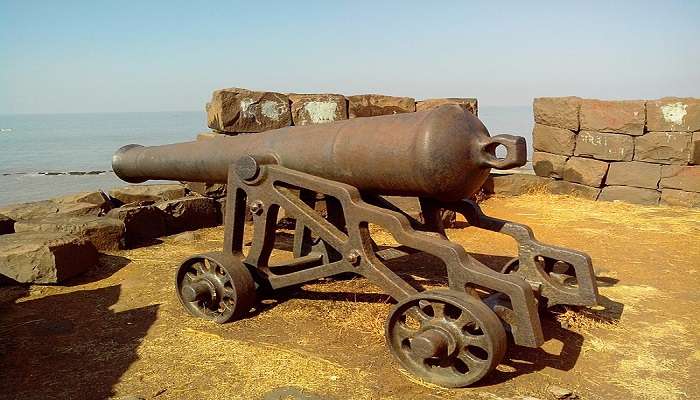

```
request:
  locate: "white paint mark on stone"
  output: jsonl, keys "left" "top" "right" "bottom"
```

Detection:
{"left": 261, "top": 100, "right": 281, "bottom": 121}
{"left": 661, "top": 102, "right": 687, "bottom": 126}
{"left": 239, "top": 98, "right": 255, "bottom": 118}
{"left": 303, "top": 101, "right": 338, "bottom": 124}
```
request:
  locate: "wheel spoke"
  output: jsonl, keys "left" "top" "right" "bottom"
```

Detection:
{"left": 455, "top": 311, "right": 475, "bottom": 326}
{"left": 407, "top": 306, "right": 431, "bottom": 323}
{"left": 203, "top": 259, "right": 212, "bottom": 272}
{"left": 462, "top": 334, "right": 487, "bottom": 348}
{"left": 431, "top": 302, "right": 446, "bottom": 320}
{"left": 393, "top": 322, "right": 416, "bottom": 340}
{"left": 458, "top": 351, "right": 488, "bottom": 370}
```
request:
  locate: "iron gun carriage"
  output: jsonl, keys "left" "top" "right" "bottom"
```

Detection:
{"left": 113, "top": 105, "right": 599, "bottom": 387}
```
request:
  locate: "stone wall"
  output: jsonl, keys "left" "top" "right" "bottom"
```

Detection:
{"left": 531, "top": 97, "right": 700, "bottom": 207}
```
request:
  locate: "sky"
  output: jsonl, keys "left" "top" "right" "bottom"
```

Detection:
{"left": 1, "top": 1, "right": 699, "bottom": 114}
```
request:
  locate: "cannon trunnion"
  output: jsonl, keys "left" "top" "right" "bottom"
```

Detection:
{"left": 113, "top": 106, "right": 599, "bottom": 388}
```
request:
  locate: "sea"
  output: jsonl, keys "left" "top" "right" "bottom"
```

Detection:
{"left": 0, "top": 106, "right": 534, "bottom": 206}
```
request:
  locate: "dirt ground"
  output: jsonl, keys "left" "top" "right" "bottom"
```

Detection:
{"left": 1, "top": 194, "right": 699, "bottom": 400}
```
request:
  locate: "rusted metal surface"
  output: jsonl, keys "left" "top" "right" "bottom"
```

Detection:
{"left": 113, "top": 105, "right": 599, "bottom": 387}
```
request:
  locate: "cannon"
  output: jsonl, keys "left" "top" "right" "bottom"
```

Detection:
{"left": 113, "top": 105, "right": 598, "bottom": 387}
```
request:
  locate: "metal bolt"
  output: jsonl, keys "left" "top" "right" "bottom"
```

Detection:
{"left": 346, "top": 249, "right": 362, "bottom": 266}
{"left": 250, "top": 200, "right": 264, "bottom": 215}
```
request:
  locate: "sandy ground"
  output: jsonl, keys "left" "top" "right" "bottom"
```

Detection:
{"left": 1, "top": 194, "right": 699, "bottom": 400}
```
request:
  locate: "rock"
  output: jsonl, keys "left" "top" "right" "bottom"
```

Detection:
{"left": 106, "top": 205, "right": 166, "bottom": 246}
{"left": 206, "top": 88, "right": 291, "bottom": 133}
{"left": 289, "top": 94, "right": 347, "bottom": 125}
{"left": 347, "top": 94, "right": 415, "bottom": 118}
{"left": 634, "top": 132, "right": 692, "bottom": 164}
{"left": 14, "top": 216, "right": 125, "bottom": 251}
{"left": 605, "top": 161, "right": 661, "bottom": 189}
{"left": 416, "top": 98, "right": 478, "bottom": 115}
{"left": 0, "top": 214, "right": 14, "bottom": 235}
{"left": 196, "top": 132, "right": 219, "bottom": 140}
{"left": 171, "top": 231, "right": 198, "bottom": 243}
{"left": 546, "top": 180, "right": 600, "bottom": 200}
{"left": 660, "top": 189, "right": 700, "bottom": 207}
{"left": 562, "top": 157, "right": 609, "bottom": 187}
{"left": 547, "top": 385, "right": 576, "bottom": 399}
{"left": 533, "top": 96, "right": 581, "bottom": 130}
{"left": 574, "top": 131, "right": 634, "bottom": 161}
{"left": 482, "top": 174, "right": 550, "bottom": 196}
{"left": 0, "top": 232, "right": 98, "bottom": 284}
{"left": 54, "top": 191, "right": 111, "bottom": 207}
{"left": 0, "top": 199, "right": 106, "bottom": 221}
{"left": 532, "top": 124, "right": 576, "bottom": 156}
{"left": 646, "top": 97, "right": 700, "bottom": 132}
{"left": 689, "top": 132, "right": 699, "bottom": 165}
{"left": 580, "top": 99, "right": 645, "bottom": 135}
{"left": 659, "top": 165, "right": 700, "bottom": 193}
{"left": 184, "top": 182, "right": 227, "bottom": 199}
{"left": 156, "top": 197, "right": 220, "bottom": 234}
{"left": 532, "top": 152, "right": 568, "bottom": 179}
{"left": 109, "top": 184, "right": 187, "bottom": 205}
{"left": 598, "top": 186, "right": 660, "bottom": 206}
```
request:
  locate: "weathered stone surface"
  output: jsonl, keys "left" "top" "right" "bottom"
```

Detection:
{"left": 660, "top": 165, "right": 700, "bottom": 193}
{"left": 289, "top": 94, "right": 347, "bottom": 125}
{"left": 347, "top": 94, "right": 415, "bottom": 118}
{"left": 416, "top": 98, "right": 477, "bottom": 115}
{"left": 660, "top": 189, "right": 700, "bottom": 207}
{"left": 546, "top": 180, "right": 600, "bottom": 200}
{"left": 598, "top": 186, "right": 660, "bottom": 206}
{"left": 533, "top": 97, "right": 581, "bottom": 130}
{"left": 532, "top": 151, "right": 568, "bottom": 179}
{"left": 580, "top": 99, "right": 645, "bottom": 135}
{"left": 206, "top": 88, "right": 291, "bottom": 133}
{"left": 605, "top": 161, "right": 661, "bottom": 189}
{"left": 0, "top": 214, "right": 14, "bottom": 235}
{"left": 106, "top": 205, "right": 166, "bottom": 246}
{"left": 634, "top": 132, "right": 692, "bottom": 164}
{"left": 532, "top": 124, "right": 576, "bottom": 156}
{"left": 690, "top": 132, "right": 699, "bottom": 165}
{"left": 646, "top": 97, "right": 700, "bottom": 132}
{"left": 14, "top": 216, "right": 125, "bottom": 251}
{"left": 0, "top": 232, "right": 98, "bottom": 284}
{"left": 156, "top": 197, "right": 220, "bottom": 234}
{"left": 0, "top": 199, "right": 106, "bottom": 221}
{"left": 562, "top": 157, "right": 609, "bottom": 187}
{"left": 574, "top": 131, "right": 634, "bottom": 161}
{"left": 55, "top": 191, "right": 110, "bottom": 206}
{"left": 482, "top": 174, "right": 550, "bottom": 196}
{"left": 109, "top": 184, "right": 187, "bottom": 205}
{"left": 196, "top": 132, "right": 219, "bottom": 141}
{"left": 184, "top": 182, "right": 227, "bottom": 199}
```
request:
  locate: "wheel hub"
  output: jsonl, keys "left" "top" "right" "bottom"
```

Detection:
{"left": 411, "top": 328, "right": 451, "bottom": 358}
{"left": 180, "top": 279, "right": 215, "bottom": 303}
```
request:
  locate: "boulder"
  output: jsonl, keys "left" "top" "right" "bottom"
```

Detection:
{"left": 0, "top": 199, "right": 106, "bottom": 221}
{"left": 579, "top": 99, "right": 645, "bottom": 135}
{"left": 660, "top": 189, "right": 700, "bottom": 208}
{"left": 646, "top": 97, "right": 700, "bottom": 132}
{"left": 690, "top": 132, "right": 699, "bottom": 165}
{"left": 598, "top": 186, "right": 660, "bottom": 206}
{"left": 106, "top": 205, "right": 167, "bottom": 246}
{"left": 416, "top": 98, "right": 478, "bottom": 115}
{"left": 533, "top": 97, "right": 581, "bottom": 130}
{"left": 54, "top": 191, "right": 111, "bottom": 207}
{"left": 289, "top": 94, "right": 347, "bottom": 125}
{"left": 0, "top": 214, "right": 14, "bottom": 235}
{"left": 532, "top": 124, "right": 576, "bottom": 156}
{"left": 109, "top": 184, "right": 187, "bottom": 205}
{"left": 482, "top": 174, "right": 549, "bottom": 196}
{"left": 532, "top": 151, "right": 568, "bottom": 179}
{"left": 156, "top": 197, "right": 220, "bottom": 234}
{"left": 574, "top": 131, "right": 634, "bottom": 161}
{"left": 14, "top": 216, "right": 125, "bottom": 251}
{"left": 605, "top": 161, "right": 661, "bottom": 189}
{"left": 546, "top": 180, "right": 600, "bottom": 200}
{"left": 206, "top": 88, "right": 291, "bottom": 133}
{"left": 659, "top": 165, "right": 700, "bottom": 193}
{"left": 184, "top": 182, "right": 227, "bottom": 199}
{"left": 0, "top": 232, "right": 98, "bottom": 284}
{"left": 562, "top": 157, "right": 609, "bottom": 187}
{"left": 347, "top": 94, "right": 415, "bottom": 118}
{"left": 634, "top": 132, "right": 692, "bottom": 164}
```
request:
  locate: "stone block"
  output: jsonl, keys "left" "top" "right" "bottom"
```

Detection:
{"left": 532, "top": 124, "right": 576, "bottom": 156}
{"left": 660, "top": 189, "right": 700, "bottom": 208}
{"left": 14, "top": 216, "right": 125, "bottom": 251}
{"left": 481, "top": 174, "right": 550, "bottom": 196}
{"left": 416, "top": 98, "right": 478, "bottom": 115}
{"left": 574, "top": 131, "right": 634, "bottom": 161}
{"left": 289, "top": 94, "right": 347, "bottom": 125}
{"left": 533, "top": 97, "right": 581, "bottom": 130}
{"left": 0, "top": 214, "right": 14, "bottom": 235}
{"left": 634, "top": 132, "right": 692, "bottom": 164}
{"left": 546, "top": 180, "right": 601, "bottom": 200}
{"left": 347, "top": 94, "right": 415, "bottom": 118}
{"left": 156, "top": 197, "right": 220, "bottom": 234}
{"left": 184, "top": 182, "right": 227, "bottom": 199}
{"left": 605, "top": 161, "right": 661, "bottom": 189}
{"left": 646, "top": 97, "right": 700, "bottom": 132}
{"left": 532, "top": 151, "right": 568, "bottom": 179}
{"left": 0, "top": 199, "right": 106, "bottom": 221}
{"left": 562, "top": 157, "right": 609, "bottom": 187}
{"left": 598, "top": 186, "right": 660, "bottom": 206}
{"left": 207, "top": 88, "right": 291, "bottom": 133}
{"left": 690, "top": 132, "right": 700, "bottom": 165}
{"left": 109, "top": 184, "right": 187, "bottom": 205}
{"left": 659, "top": 165, "right": 700, "bottom": 193}
{"left": 580, "top": 99, "right": 645, "bottom": 135}
{"left": 0, "top": 232, "right": 98, "bottom": 284}
{"left": 106, "top": 205, "right": 167, "bottom": 246}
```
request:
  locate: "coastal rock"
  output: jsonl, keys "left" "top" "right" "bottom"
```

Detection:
{"left": 0, "top": 199, "right": 106, "bottom": 221}
{"left": 646, "top": 97, "right": 700, "bottom": 132}
{"left": 532, "top": 124, "right": 576, "bottom": 156}
{"left": 532, "top": 151, "right": 568, "bottom": 179}
{"left": 106, "top": 205, "right": 167, "bottom": 246}
{"left": 184, "top": 182, "right": 227, "bottom": 199}
{"left": 659, "top": 165, "right": 700, "bottom": 193}
{"left": 574, "top": 131, "right": 634, "bottom": 161}
{"left": 634, "top": 132, "right": 692, "bottom": 164}
{"left": 562, "top": 157, "right": 609, "bottom": 187}
{"left": 0, "top": 232, "right": 98, "bottom": 284}
{"left": 55, "top": 191, "right": 111, "bottom": 207}
{"left": 415, "top": 98, "right": 477, "bottom": 115}
{"left": 155, "top": 197, "right": 220, "bottom": 234}
{"left": 207, "top": 88, "right": 291, "bottom": 133}
{"left": 598, "top": 186, "right": 660, "bottom": 206}
{"left": 605, "top": 161, "right": 661, "bottom": 189}
{"left": 289, "top": 94, "right": 347, "bottom": 125}
{"left": 0, "top": 214, "right": 14, "bottom": 235}
{"left": 196, "top": 132, "right": 219, "bottom": 140}
{"left": 347, "top": 94, "right": 415, "bottom": 118}
{"left": 580, "top": 99, "right": 645, "bottom": 135}
{"left": 533, "top": 97, "right": 581, "bottom": 130}
{"left": 109, "top": 184, "right": 187, "bottom": 205}
{"left": 14, "top": 216, "right": 125, "bottom": 251}
{"left": 660, "top": 189, "right": 700, "bottom": 208}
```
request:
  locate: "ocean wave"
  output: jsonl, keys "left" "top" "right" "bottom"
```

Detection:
{"left": 0, "top": 128, "right": 13, "bottom": 133}
{"left": 1, "top": 170, "right": 110, "bottom": 177}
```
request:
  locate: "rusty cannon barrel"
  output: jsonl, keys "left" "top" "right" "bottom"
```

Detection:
{"left": 113, "top": 105, "right": 526, "bottom": 201}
